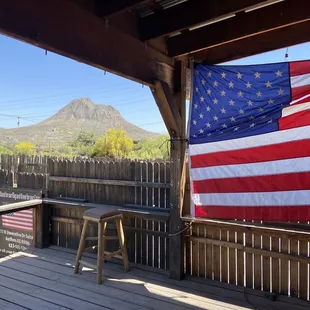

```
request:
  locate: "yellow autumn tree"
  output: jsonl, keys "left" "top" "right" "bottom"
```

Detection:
{"left": 91, "top": 128, "right": 133, "bottom": 158}
{"left": 14, "top": 141, "right": 36, "bottom": 155}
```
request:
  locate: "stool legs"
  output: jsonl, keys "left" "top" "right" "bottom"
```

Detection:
{"left": 97, "top": 222, "right": 104, "bottom": 284}
{"left": 74, "top": 219, "right": 88, "bottom": 274}
{"left": 116, "top": 218, "right": 130, "bottom": 272}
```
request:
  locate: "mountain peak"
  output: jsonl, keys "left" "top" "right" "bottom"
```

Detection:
{"left": 51, "top": 98, "right": 121, "bottom": 121}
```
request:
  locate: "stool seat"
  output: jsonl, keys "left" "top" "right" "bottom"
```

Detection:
{"left": 74, "top": 207, "right": 130, "bottom": 284}
{"left": 84, "top": 207, "right": 121, "bottom": 221}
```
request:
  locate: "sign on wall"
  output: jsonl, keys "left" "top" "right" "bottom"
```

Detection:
{"left": 0, "top": 188, "right": 40, "bottom": 256}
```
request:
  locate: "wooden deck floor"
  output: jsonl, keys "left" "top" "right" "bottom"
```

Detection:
{"left": 0, "top": 246, "right": 308, "bottom": 310}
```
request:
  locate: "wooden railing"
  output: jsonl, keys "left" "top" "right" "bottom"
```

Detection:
{"left": 183, "top": 217, "right": 310, "bottom": 301}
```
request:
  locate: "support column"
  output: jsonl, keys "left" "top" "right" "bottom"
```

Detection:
{"left": 169, "top": 60, "right": 187, "bottom": 280}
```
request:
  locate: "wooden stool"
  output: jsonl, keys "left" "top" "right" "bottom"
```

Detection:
{"left": 74, "top": 207, "right": 130, "bottom": 284}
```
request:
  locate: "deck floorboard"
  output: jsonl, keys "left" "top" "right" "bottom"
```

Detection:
{"left": 0, "top": 246, "right": 308, "bottom": 310}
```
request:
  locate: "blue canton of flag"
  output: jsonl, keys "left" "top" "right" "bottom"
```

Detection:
{"left": 190, "top": 63, "right": 291, "bottom": 144}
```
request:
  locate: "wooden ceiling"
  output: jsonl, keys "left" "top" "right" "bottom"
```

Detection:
{"left": 0, "top": 0, "right": 310, "bottom": 87}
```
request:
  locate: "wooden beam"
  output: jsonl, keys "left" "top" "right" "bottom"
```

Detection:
{"left": 96, "top": 0, "right": 148, "bottom": 17}
{"left": 48, "top": 175, "right": 170, "bottom": 188}
{"left": 140, "top": 0, "right": 264, "bottom": 41}
{"left": 169, "top": 60, "right": 187, "bottom": 280}
{"left": 189, "top": 236, "right": 310, "bottom": 265}
{"left": 151, "top": 80, "right": 182, "bottom": 136}
{"left": 191, "top": 21, "right": 310, "bottom": 64}
{"left": 168, "top": 0, "right": 310, "bottom": 57}
{"left": 0, "top": 0, "right": 173, "bottom": 87}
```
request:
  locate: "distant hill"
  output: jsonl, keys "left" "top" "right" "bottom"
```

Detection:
{"left": 0, "top": 98, "right": 159, "bottom": 148}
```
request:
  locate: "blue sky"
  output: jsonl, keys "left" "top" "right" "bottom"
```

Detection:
{"left": 0, "top": 34, "right": 310, "bottom": 133}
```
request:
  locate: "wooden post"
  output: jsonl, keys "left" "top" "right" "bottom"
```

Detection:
{"left": 35, "top": 190, "right": 50, "bottom": 248}
{"left": 169, "top": 60, "right": 187, "bottom": 280}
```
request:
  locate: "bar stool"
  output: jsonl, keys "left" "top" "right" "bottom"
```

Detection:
{"left": 74, "top": 207, "right": 130, "bottom": 284}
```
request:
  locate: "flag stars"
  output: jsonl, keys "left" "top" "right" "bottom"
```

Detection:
{"left": 199, "top": 113, "right": 204, "bottom": 119}
{"left": 207, "top": 133, "right": 212, "bottom": 136}
{"left": 246, "top": 81, "right": 252, "bottom": 88}
{"left": 275, "top": 70, "right": 283, "bottom": 77}
{"left": 221, "top": 90, "right": 226, "bottom": 96}
{"left": 237, "top": 91, "right": 243, "bottom": 97}
{"left": 221, "top": 72, "right": 226, "bottom": 78}
{"left": 206, "top": 106, "right": 211, "bottom": 112}
{"left": 193, "top": 134, "right": 197, "bottom": 138}
{"left": 256, "top": 91, "right": 263, "bottom": 97}
{"left": 221, "top": 108, "right": 226, "bottom": 114}
{"left": 278, "top": 88, "right": 284, "bottom": 95}
{"left": 213, "top": 116, "right": 219, "bottom": 121}
{"left": 194, "top": 103, "right": 198, "bottom": 109}
{"left": 234, "top": 127, "right": 239, "bottom": 131}
{"left": 228, "top": 81, "right": 234, "bottom": 88}
{"left": 201, "top": 79, "right": 206, "bottom": 85}
{"left": 213, "top": 81, "right": 218, "bottom": 87}
{"left": 268, "top": 119, "right": 272, "bottom": 124}
{"left": 207, "top": 89, "right": 212, "bottom": 95}
{"left": 250, "top": 123, "right": 255, "bottom": 128}
{"left": 207, "top": 71, "right": 212, "bottom": 77}
{"left": 254, "top": 72, "right": 261, "bottom": 79}
{"left": 258, "top": 107, "right": 264, "bottom": 112}
{"left": 195, "top": 87, "right": 199, "bottom": 92}
{"left": 200, "top": 96, "right": 205, "bottom": 102}
{"left": 248, "top": 100, "right": 253, "bottom": 106}
{"left": 239, "top": 109, "right": 244, "bottom": 114}
{"left": 265, "top": 81, "right": 272, "bottom": 88}
{"left": 249, "top": 116, "right": 254, "bottom": 120}
{"left": 199, "top": 129, "right": 204, "bottom": 134}
{"left": 237, "top": 72, "right": 242, "bottom": 79}
{"left": 261, "top": 115, "right": 266, "bottom": 119}
{"left": 213, "top": 98, "right": 219, "bottom": 104}
{"left": 268, "top": 99, "right": 274, "bottom": 104}
{"left": 230, "top": 116, "right": 236, "bottom": 122}
{"left": 193, "top": 120, "right": 197, "bottom": 125}
{"left": 229, "top": 99, "right": 235, "bottom": 106}
{"left": 206, "top": 122, "right": 211, "bottom": 128}
{"left": 222, "top": 123, "right": 227, "bottom": 129}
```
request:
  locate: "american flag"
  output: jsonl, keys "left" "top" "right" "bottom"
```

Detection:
{"left": 2, "top": 209, "right": 33, "bottom": 231}
{"left": 189, "top": 60, "right": 310, "bottom": 221}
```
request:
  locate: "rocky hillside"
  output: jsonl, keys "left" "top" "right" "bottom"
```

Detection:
{"left": 0, "top": 98, "right": 158, "bottom": 148}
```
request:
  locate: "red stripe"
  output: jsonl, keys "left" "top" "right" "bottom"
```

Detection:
{"left": 193, "top": 172, "right": 310, "bottom": 194}
{"left": 195, "top": 205, "right": 310, "bottom": 221}
{"left": 290, "top": 60, "right": 310, "bottom": 76}
{"left": 279, "top": 108, "right": 310, "bottom": 130}
{"left": 292, "top": 85, "right": 310, "bottom": 101}
{"left": 190, "top": 138, "right": 310, "bottom": 168}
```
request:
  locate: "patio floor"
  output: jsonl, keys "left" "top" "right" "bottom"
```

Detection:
{"left": 0, "top": 246, "right": 308, "bottom": 310}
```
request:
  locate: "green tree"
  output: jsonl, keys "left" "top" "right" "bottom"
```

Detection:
{"left": 91, "top": 128, "right": 133, "bottom": 158}
{"left": 68, "top": 130, "right": 96, "bottom": 156}
{"left": 14, "top": 141, "right": 35, "bottom": 155}
{"left": 131, "top": 135, "right": 170, "bottom": 160}
{"left": 0, "top": 145, "right": 13, "bottom": 155}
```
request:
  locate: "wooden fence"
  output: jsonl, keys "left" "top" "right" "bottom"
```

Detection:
{"left": 48, "top": 158, "right": 172, "bottom": 270}
{"left": 185, "top": 220, "right": 310, "bottom": 301}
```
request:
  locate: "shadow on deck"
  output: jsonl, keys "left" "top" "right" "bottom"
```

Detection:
{"left": 0, "top": 246, "right": 308, "bottom": 310}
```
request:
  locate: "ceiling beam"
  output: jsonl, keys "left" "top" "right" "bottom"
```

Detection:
{"left": 0, "top": 0, "right": 173, "bottom": 87}
{"left": 95, "top": 0, "right": 148, "bottom": 17}
{"left": 168, "top": 0, "right": 310, "bottom": 57}
{"left": 190, "top": 21, "right": 310, "bottom": 64}
{"left": 139, "top": 0, "right": 265, "bottom": 41}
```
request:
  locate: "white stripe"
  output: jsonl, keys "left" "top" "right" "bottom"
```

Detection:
{"left": 2, "top": 217, "right": 33, "bottom": 223}
{"left": 282, "top": 101, "right": 310, "bottom": 117}
{"left": 191, "top": 156, "right": 310, "bottom": 181}
{"left": 3, "top": 219, "right": 33, "bottom": 226}
{"left": 189, "top": 125, "right": 310, "bottom": 155}
{"left": 9, "top": 214, "right": 33, "bottom": 218}
{"left": 291, "top": 73, "right": 310, "bottom": 88}
{"left": 193, "top": 190, "right": 310, "bottom": 206}
{"left": 3, "top": 223, "right": 33, "bottom": 231}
